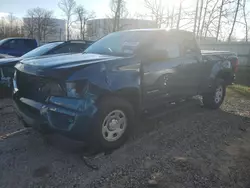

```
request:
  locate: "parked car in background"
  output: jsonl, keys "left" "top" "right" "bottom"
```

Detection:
{"left": 0, "top": 38, "right": 37, "bottom": 57}
{"left": 13, "top": 29, "right": 235, "bottom": 151}
{"left": 0, "top": 40, "right": 94, "bottom": 97}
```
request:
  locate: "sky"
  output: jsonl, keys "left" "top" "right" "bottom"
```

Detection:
{"left": 0, "top": 0, "right": 143, "bottom": 19}
{"left": 0, "top": 0, "right": 247, "bottom": 39}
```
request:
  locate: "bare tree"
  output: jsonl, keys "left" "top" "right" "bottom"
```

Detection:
{"left": 144, "top": 0, "right": 168, "bottom": 28}
{"left": 199, "top": 0, "right": 213, "bottom": 37}
{"left": 228, "top": 0, "right": 241, "bottom": 41}
{"left": 193, "top": 0, "right": 199, "bottom": 34}
{"left": 24, "top": 8, "right": 45, "bottom": 43}
{"left": 109, "top": 0, "right": 128, "bottom": 31}
{"left": 203, "top": 0, "right": 220, "bottom": 38}
{"left": 170, "top": 5, "right": 175, "bottom": 29}
{"left": 58, "top": 0, "right": 76, "bottom": 40}
{"left": 7, "top": 13, "right": 16, "bottom": 36}
{"left": 176, "top": 0, "right": 188, "bottom": 30}
{"left": 176, "top": 1, "right": 182, "bottom": 29}
{"left": 41, "top": 12, "right": 58, "bottom": 42}
{"left": 0, "top": 14, "right": 24, "bottom": 39}
{"left": 23, "top": 8, "right": 57, "bottom": 44}
{"left": 113, "top": 0, "right": 122, "bottom": 31}
{"left": 216, "top": 0, "right": 225, "bottom": 40}
{"left": 196, "top": 0, "right": 204, "bottom": 36}
{"left": 135, "top": 0, "right": 249, "bottom": 41}
{"left": 75, "top": 5, "right": 95, "bottom": 40}
{"left": 0, "top": 17, "right": 5, "bottom": 38}
{"left": 242, "top": 0, "right": 249, "bottom": 41}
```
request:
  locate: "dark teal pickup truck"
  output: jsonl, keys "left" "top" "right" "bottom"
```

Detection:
{"left": 13, "top": 29, "right": 236, "bottom": 150}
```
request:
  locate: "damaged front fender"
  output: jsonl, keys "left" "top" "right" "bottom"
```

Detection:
{"left": 40, "top": 90, "right": 98, "bottom": 131}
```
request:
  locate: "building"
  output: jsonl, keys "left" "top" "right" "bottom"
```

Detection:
{"left": 23, "top": 18, "right": 66, "bottom": 44}
{"left": 86, "top": 18, "right": 157, "bottom": 40}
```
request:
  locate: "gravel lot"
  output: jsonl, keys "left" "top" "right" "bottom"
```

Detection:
{"left": 0, "top": 89, "right": 250, "bottom": 188}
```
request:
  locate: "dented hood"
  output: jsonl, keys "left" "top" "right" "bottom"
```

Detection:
{"left": 15, "top": 53, "right": 123, "bottom": 78}
{"left": 20, "top": 53, "right": 119, "bottom": 67}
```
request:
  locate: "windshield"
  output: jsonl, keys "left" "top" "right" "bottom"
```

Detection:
{"left": 21, "top": 42, "right": 63, "bottom": 58}
{"left": 84, "top": 31, "right": 152, "bottom": 57}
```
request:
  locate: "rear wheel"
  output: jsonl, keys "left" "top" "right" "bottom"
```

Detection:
{"left": 91, "top": 97, "right": 134, "bottom": 151}
{"left": 202, "top": 79, "right": 226, "bottom": 109}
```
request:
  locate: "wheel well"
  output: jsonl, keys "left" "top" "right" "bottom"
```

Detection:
{"left": 216, "top": 71, "right": 231, "bottom": 84}
{"left": 97, "top": 88, "right": 140, "bottom": 113}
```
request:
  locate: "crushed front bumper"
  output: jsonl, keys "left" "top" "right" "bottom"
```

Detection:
{"left": 13, "top": 92, "right": 98, "bottom": 140}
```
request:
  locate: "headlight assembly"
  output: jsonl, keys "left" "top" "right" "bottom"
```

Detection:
{"left": 66, "top": 82, "right": 79, "bottom": 97}
{"left": 66, "top": 81, "right": 88, "bottom": 98}
{"left": 41, "top": 82, "right": 64, "bottom": 97}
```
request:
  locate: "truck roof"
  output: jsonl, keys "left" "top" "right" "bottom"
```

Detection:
{"left": 116, "top": 29, "right": 195, "bottom": 40}
{"left": 117, "top": 28, "right": 194, "bottom": 35}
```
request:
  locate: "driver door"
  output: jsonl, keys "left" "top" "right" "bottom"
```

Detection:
{"left": 141, "top": 37, "right": 198, "bottom": 109}
{"left": 141, "top": 36, "right": 181, "bottom": 108}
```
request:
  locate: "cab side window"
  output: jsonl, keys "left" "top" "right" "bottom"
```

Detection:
{"left": 152, "top": 39, "right": 181, "bottom": 59}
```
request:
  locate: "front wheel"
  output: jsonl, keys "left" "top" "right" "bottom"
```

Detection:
{"left": 91, "top": 97, "right": 134, "bottom": 151}
{"left": 202, "top": 79, "right": 226, "bottom": 109}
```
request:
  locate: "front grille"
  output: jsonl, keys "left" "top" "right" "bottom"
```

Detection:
{"left": 16, "top": 71, "right": 64, "bottom": 102}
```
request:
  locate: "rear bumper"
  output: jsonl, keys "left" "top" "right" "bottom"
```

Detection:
{"left": 13, "top": 91, "right": 98, "bottom": 140}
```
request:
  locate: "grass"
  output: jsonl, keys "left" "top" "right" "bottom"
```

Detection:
{"left": 228, "top": 84, "right": 250, "bottom": 98}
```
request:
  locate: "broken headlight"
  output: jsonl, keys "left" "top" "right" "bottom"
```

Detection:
{"left": 66, "top": 81, "right": 88, "bottom": 98}
{"left": 41, "top": 82, "right": 65, "bottom": 97}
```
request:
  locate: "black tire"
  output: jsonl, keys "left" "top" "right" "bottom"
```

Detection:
{"left": 90, "top": 96, "right": 134, "bottom": 151}
{"left": 202, "top": 79, "right": 226, "bottom": 109}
